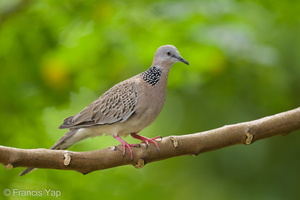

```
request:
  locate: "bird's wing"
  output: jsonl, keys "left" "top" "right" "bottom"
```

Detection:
{"left": 59, "top": 80, "right": 138, "bottom": 129}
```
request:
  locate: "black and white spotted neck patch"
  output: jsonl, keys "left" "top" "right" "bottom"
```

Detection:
{"left": 141, "top": 66, "right": 162, "bottom": 86}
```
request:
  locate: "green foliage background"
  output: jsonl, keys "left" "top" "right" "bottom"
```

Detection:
{"left": 1, "top": 0, "right": 300, "bottom": 199}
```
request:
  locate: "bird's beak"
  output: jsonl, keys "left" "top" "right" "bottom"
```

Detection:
{"left": 175, "top": 55, "right": 189, "bottom": 65}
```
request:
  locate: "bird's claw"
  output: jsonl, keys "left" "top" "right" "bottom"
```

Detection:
{"left": 121, "top": 143, "right": 139, "bottom": 160}
{"left": 114, "top": 134, "right": 161, "bottom": 160}
{"left": 114, "top": 136, "right": 138, "bottom": 160}
{"left": 130, "top": 133, "right": 161, "bottom": 152}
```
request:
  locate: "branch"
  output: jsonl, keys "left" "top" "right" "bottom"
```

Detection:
{"left": 1, "top": 107, "right": 300, "bottom": 175}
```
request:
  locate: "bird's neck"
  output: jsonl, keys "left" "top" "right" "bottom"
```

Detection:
{"left": 141, "top": 66, "right": 170, "bottom": 86}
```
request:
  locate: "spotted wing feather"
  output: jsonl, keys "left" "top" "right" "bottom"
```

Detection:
{"left": 59, "top": 81, "right": 138, "bottom": 129}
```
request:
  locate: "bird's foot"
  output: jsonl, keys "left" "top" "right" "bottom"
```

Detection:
{"left": 130, "top": 133, "right": 161, "bottom": 152}
{"left": 113, "top": 136, "right": 139, "bottom": 160}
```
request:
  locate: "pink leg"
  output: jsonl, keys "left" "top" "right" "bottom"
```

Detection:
{"left": 113, "top": 136, "right": 139, "bottom": 160}
{"left": 130, "top": 133, "right": 161, "bottom": 152}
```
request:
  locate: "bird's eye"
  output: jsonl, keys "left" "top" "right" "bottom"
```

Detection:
{"left": 166, "top": 51, "right": 171, "bottom": 56}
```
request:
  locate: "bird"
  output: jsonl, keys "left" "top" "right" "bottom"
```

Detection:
{"left": 19, "top": 45, "right": 189, "bottom": 176}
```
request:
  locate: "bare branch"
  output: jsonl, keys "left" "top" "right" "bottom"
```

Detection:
{"left": 1, "top": 107, "right": 300, "bottom": 175}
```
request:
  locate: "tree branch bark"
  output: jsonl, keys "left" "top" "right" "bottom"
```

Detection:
{"left": 1, "top": 107, "right": 300, "bottom": 175}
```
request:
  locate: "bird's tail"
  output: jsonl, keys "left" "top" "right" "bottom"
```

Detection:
{"left": 19, "top": 129, "right": 80, "bottom": 176}
{"left": 19, "top": 167, "right": 36, "bottom": 176}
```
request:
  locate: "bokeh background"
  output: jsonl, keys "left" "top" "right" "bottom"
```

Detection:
{"left": 1, "top": 0, "right": 300, "bottom": 199}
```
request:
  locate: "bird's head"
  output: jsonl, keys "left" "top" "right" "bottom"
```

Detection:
{"left": 152, "top": 45, "right": 189, "bottom": 67}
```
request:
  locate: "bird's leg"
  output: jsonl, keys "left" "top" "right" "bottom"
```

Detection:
{"left": 130, "top": 133, "right": 161, "bottom": 152}
{"left": 113, "top": 136, "right": 139, "bottom": 160}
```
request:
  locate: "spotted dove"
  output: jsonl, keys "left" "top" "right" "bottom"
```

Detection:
{"left": 20, "top": 45, "right": 189, "bottom": 176}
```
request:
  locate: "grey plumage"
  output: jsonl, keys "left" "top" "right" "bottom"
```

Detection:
{"left": 60, "top": 81, "right": 138, "bottom": 128}
{"left": 20, "top": 45, "right": 189, "bottom": 176}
